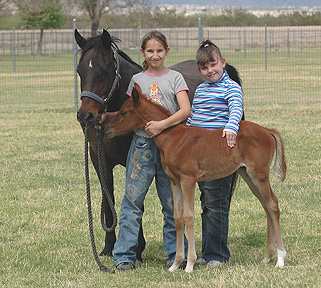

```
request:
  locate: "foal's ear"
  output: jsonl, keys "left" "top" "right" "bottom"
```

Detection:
{"left": 132, "top": 87, "right": 140, "bottom": 104}
{"left": 101, "top": 29, "right": 112, "bottom": 49}
{"left": 132, "top": 83, "right": 143, "bottom": 104}
{"left": 74, "top": 29, "right": 87, "bottom": 49}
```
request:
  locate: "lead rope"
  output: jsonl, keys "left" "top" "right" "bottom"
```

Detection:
{"left": 84, "top": 128, "right": 115, "bottom": 273}
{"left": 97, "top": 128, "right": 118, "bottom": 231}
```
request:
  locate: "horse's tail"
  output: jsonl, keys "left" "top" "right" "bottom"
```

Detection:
{"left": 270, "top": 129, "right": 287, "bottom": 182}
{"left": 225, "top": 63, "right": 242, "bottom": 87}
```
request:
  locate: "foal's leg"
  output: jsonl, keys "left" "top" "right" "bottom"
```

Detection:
{"left": 181, "top": 178, "right": 197, "bottom": 273}
{"left": 169, "top": 183, "right": 185, "bottom": 272}
{"left": 239, "top": 168, "right": 286, "bottom": 267}
{"left": 259, "top": 182, "right": 286, "bottom": 267}
{"left": 238, "top": 168, "right": 276, "bottom": 262}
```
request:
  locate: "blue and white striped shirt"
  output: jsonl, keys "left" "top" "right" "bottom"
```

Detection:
{"left": 186, "top": 70, "right": 243, "bottom": 135}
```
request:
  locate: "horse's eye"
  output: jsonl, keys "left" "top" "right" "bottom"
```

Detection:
{"left": 120, "top": 111, "right": 127, "bottom": 116}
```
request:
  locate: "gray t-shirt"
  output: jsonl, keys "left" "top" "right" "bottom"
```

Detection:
{"left": 126, "top": 69, "right": 189, "bottom": 137}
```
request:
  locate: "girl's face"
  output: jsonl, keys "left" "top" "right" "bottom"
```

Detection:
{"left": 198, "top": 54, "right": 226, "bottom": 83}
{"left": 140, "top": 39, "right": 170, "bottom": 72}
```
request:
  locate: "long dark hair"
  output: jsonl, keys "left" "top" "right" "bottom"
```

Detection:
{"left": 141, "top": 30, "right": 169, "bottom": 71}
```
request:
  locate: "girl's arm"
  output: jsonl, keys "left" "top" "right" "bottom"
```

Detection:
{"left": 145, "top": 90, "right": 191, "bottom": 137}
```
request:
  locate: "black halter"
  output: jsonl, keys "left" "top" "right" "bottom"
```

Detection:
{"left": 80, "top": 47, "right": 121, "bottom": 114}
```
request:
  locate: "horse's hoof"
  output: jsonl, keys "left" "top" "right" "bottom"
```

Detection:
{"left": 169, "top": 264, "right": 179, "bottom": 272}
{"left": 262, "top": 257, "right": 271, "bottom": 264}
{"left": 99, "top": 248, "right": 113, "bottom": 257}
{"left": 275, "top": 249, "right": 287, "bottom": 268}
{"left": 185, "top": 265, "right": 194, "bottom": 273}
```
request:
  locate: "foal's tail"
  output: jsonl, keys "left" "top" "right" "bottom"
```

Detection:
{"left": 270, "top": 129, "right": 287, "bottom": 182}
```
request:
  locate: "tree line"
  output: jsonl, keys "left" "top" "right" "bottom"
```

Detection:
{"left": 98, "top": 8, "right": 321, "bottom": 29}
{"left": 1, "top": 0, "right": 321, "bottom": 40}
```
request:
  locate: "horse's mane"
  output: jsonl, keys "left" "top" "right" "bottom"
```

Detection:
{"left": 139, "top": 92, "right": 172, "bottom": 118}
{"left": 79, "top": 32, "right": 142, "bottom": 70}
{"left": 118, "top": 50, "right": 142, "bottom": 70}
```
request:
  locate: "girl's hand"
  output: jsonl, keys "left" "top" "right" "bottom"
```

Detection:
{"left": 222, "top": 131, "right": 236, "bottom": 148}
{"left": 145, "top": 121, "right": 164, "bottom": 137}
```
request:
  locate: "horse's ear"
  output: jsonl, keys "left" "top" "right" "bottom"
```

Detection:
{"left": 132, "top": 83, "right": 142, "bottom": 104}
{"left": 132, "top": 88, "right": 140, "bottom": 104}
{"left": 74, "top": 29, "right": 87, "bottom": 49}
{"left": 101, "top": 29, "right": 112, "bottom": 49}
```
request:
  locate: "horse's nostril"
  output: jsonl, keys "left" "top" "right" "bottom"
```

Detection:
{"left": 77, "top": 111, "right": 82, "bottom": 122}
{"left": 77, "top": 111, "right": 95, "bottom": 127}
{"left": 85, "top": 112, "right": 95, "bottom": 122}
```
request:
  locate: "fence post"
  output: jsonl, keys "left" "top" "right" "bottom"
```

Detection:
{"left": 73, "top": 19, "right": 78, "bottom": 111}
{"left": 244, "top": 28, "right": 246, "bottom": 59}
{"left": 198, "top": 18, "right": 203, "bottom": 44}
{"left": 13, "top": 27, "right": 16, "bottom": 74}
{"left": 287, "top": 27, "right": 290, "bottom": 59}
{"left": 137, "top": 26, "right": 141, "bottom": 65}
{"left": 265, "top": 24, "right": 267, "bottom": 72}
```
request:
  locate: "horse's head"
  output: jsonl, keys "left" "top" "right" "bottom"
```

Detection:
{"left": 75, "top": 29, "right": 119, "bottom": 128}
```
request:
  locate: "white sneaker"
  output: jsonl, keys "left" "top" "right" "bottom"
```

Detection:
{"left": 195, "top": 258, "right": 207, "bottom": 265}
{"left": 207, "top": 260, "right": 223, "bottom": 267}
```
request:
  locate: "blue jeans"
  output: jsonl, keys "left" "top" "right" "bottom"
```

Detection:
{"left": 113, "top": 134, "right": 187, "bottom": 267}
{"left": 198, "top": 174, "right": 234, "bottom": 263}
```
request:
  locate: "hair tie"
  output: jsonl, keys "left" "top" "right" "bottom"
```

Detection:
{"left": 203, "top": 44, "right": 209, "bottom": 48}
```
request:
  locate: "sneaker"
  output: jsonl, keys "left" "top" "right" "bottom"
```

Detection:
{"left": 207, "top": 260, "right": 223, "bottom": 267}
{"left": 195, "top": 257, "right": 207, "bottom": 266}
{"left": 117, "top": 262, "right": 135, "bottom": 272}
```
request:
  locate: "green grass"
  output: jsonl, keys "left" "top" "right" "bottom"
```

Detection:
{"left": 0, "top": 49, "right": 320, "bottom": 287}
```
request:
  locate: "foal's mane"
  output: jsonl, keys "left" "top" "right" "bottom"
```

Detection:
{"left": 79, "top": 32, "right": 142, "bottom": 70}
{"left": 138, "top": 91, "right": 172, "bottom": 119}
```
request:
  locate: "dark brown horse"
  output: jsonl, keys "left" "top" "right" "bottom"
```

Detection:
{"left": 104, "top": 84, "right": 287, "bottom": 273}
{"left": 75, "top": 29, "right": 242, "bottom": 261}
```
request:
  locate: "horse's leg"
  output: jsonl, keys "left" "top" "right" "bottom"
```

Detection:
{"left": 100, "top": 166, "right": 117, "bottom": 257}
{"left": 89, "top": 147, "right": 116, "bottom": 256}
{"left": 181, "top": 178, "right": 197, "bottom": 273}
{"left": 169, "top": 182, "right": 185, "bottom": 272}
{"left": 238, "top": 168, "right": 276, "bottom": 262}
{"left": 239, "top": 167, "right": 286, "bottom": 267}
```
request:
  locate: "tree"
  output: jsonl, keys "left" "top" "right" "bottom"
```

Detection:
{"left": 14, "top": 0, "right": 66, "bottom": 54}
{"left": 71, "top": 0, "right": 150, "bottom": 36}
{"left": 0, "top": 0, "right": 11, "bottom": 13}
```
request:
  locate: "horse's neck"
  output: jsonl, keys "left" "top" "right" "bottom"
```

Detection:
{"left": 139, "top": 100, "right": 170, "bottom": 123}
{"left": 153, "top": 122, "right": 184, "bottom": 153}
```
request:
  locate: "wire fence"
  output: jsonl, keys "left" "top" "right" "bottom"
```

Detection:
{"left": 0, "top": 23, "right": 320, "bottom": 110}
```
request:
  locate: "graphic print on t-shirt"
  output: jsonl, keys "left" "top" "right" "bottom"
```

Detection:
{"left": 147, "top": 82, "right": 164, "bottom": 105}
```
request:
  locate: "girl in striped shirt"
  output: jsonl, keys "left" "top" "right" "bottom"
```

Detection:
{"left": 187, "top": 39, "right": 243, "bottom": 267}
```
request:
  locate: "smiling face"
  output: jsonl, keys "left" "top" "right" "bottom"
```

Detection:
{"left": 140, "top": 38, "right": 170, "bottom": 73}
{"left": 198, "top": 53, "right": 226, "bottom": 83}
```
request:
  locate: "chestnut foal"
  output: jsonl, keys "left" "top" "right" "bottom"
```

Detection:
{"left": 104, "top": 84, "right": 287, "bottom": 273}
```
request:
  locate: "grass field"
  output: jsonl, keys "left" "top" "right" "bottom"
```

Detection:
{"left": 0, "top": 50, "right": 320, "bottom": 287}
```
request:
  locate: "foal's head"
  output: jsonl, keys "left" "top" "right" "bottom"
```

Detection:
{"left": 105, "top": 83, "right": 171, "bottom": 137}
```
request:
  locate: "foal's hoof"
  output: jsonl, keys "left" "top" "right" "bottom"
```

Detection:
{"left": 169, "top": 263, "right": 179, "bottom": 272}
{"left": 185, "top": 265, "right": 194, "bottom": 273}
{"left": 275, "top": 249, "right": 287, "bottom": 268}
{"left": 275, "top": 249, "right": 286, "bottom": 268}
{"left": 262, "top": 257, "right": 271, "bottom": 264}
